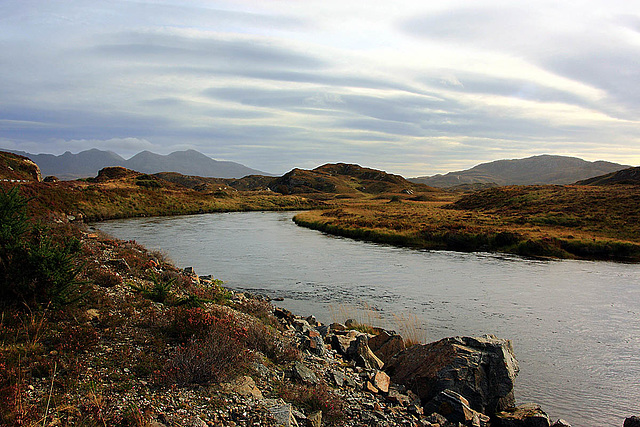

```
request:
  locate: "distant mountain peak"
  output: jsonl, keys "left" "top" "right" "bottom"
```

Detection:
{"left": 409, "top": 155, "right": 628, "bottom": 187}
{"left": 3, "top": 148, "right": 271, "bottom": 180}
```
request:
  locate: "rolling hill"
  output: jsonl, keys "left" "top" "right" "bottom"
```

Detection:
{"left": 576, "top": 166, "right": 640, "bottom": 185}
{"left": 409, "top": 155, "right": 628, "bottom": 187}
{"left": 268, "top": 163, "right": 436, "bottom": 196}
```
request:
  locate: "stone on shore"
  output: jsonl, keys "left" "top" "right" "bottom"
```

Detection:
{"left": 625, "top": 417, "right": 640, "bottom": 427}
{"left": 368, "top": 329, "right": 406, "bottom": 365}
{"left": 495, "top": 403, "right": 551, "bottom": 426}
{"left": 348, "top": 334, "right": 384, "bottom": 370}
{"left": 385, "top": 335, "right": 519, "bottom": 414}
{"left": 424, "top": 389, "right": 490, "bottom": 426}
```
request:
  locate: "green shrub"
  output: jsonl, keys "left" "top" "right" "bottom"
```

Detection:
{"left": 0, "top": 188, "right": 85, "bottom": 308}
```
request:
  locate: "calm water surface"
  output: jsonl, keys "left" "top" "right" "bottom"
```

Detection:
{"left": 96, "top": 211, "right": 640, "bottom": 426}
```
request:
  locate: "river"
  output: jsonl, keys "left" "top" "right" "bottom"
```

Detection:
{"left": 95, "top": 211, "right": 640, "bottom": 426}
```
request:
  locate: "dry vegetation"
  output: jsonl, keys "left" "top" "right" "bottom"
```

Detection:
{"left": 294, "top": 185, "right": 640, "bottom": 261}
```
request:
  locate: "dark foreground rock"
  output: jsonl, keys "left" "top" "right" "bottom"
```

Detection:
{"left": 385, "top": 335, "right": 519, "bottom": 415}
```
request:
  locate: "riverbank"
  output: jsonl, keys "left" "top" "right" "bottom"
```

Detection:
{"left": 292, "top": 185, "right": 640, "bottom": 262}
{"left": 0, "top": 211, "right": 563, "bottom": 427}
{"left": 2, "top": 188, "right": 639, "bottom": 426}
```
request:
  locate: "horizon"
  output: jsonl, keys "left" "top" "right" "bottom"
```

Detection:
{"left": 2, "top": 1, "right": 640, "bottom": 176}
{"left": 5, "top": 146, "right": 631, "bottom": 178}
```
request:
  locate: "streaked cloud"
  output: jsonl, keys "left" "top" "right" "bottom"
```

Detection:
{"left": 1, "top": 0, "right": 639, "bottom": 176}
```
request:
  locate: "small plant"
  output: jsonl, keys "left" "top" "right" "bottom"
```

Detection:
{"left": 130, "top": 275, "right": 177, "bottom": 304}
{"left": 0, "top": 187, "right": 85, "bottom": 308}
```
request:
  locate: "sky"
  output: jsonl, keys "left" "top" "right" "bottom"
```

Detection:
{"left": 1, "top": 0, "right": 640, "bottom": 176}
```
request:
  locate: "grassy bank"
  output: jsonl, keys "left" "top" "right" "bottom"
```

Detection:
{"left": 3, "top": 179, "right": 315, "bottom": 222}
{"left": 293, "top": 185, "right": 640, "bottom": 261}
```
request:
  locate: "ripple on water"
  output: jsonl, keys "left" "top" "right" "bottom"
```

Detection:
{"left": 96, "top": 211, "right": 640, "bottom": 427}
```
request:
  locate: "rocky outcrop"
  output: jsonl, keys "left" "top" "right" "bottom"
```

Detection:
{"left": 625, "top": 416, "right": 640, "bottom": 427}
{"left": 495, "top": 403, "right": 551, "bottom": 426}
{"left": 385, "top": 335, "right": 519, "bottom": 415}
{"left": 368, "top": 329, "right": 406, "bottom": 365}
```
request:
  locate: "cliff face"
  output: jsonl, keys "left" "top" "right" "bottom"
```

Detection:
{"left": 0, "top": 151, "right": 42, "bottom": 182}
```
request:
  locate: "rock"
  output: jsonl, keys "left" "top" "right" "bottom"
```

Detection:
{"left": 368, "top": 330, "right": 406, "bottom": 365}
{"left": 303, "top": 329, "right": 326, "bottom": 356}
{"left": 183, "top": 266, "right": 195, "bottom": 275}
{"left": 551, "top": 420, "right": 571, "bottom": 427}
{"left": 307, "top": 411, "right": 322, "bottom": 427}
{"left": 386, "top": 389, "right": 410, "bottom": 406}
{"left": 330, "top": 322, "right": 346, "bottom": 332}
{"left": 331, "top": 334, "right": 357, "bottom": 356}
{"left": 106, "top": 258, "right": 130, "bottom": 271}
{"left": 330, "top": 370, "right": 346, "bottom": 387}
{"left": 291, "top": 361, "right": 318, "bottom": 384}
{"left": 425, "top": 412, "right": 448, "bottom": 425}
{"left": 364, "top": 381, "right": 379, "bottom": 394}
{"left": 269, "top": 403, "right": 299, "bottom": 427}
{"left": 625, "top": 417, "right": 640, "bottom": 427}
{"left": 274, "top": 307, "right": 294, "bottom": 322}
{"left": 348, "top": 334, "right": 384, "bottom": 370}
{"left": 86, "top": 309, "right": 100, "bottom": 322}
{"left": 385, "top": 335, "right": 519, "bottom": 414}
{"left": 372, "top": 370, "right": 390, "bottom": 393}
{"left": 220, "top": 375, "right": 263, "bottom": 399}
{"left": 189, "top": 418, "right": 208, "bottom": 427}
{"left": 424, "top": 389, "right": 490, "bottom": 426}
{"left": 345, "top": 319, "right": 357, "bottom": 328}
{"left": 495, "top": 403, "right": 551, "bottom": 427}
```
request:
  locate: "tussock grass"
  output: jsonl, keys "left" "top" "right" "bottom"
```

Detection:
{"left": 294, "top": 186, "right": 640, "bottom": 262}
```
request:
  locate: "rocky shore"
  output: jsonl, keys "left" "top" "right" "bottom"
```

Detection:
{"left": 4, "top": 222, "right": 638, "bottom": 427}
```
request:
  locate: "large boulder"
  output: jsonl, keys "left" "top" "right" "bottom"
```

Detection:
{"left": 424, "top": 389, "right": 490, "bottom": 426}
{"left": 495, "top": 403, "right": 551, "bottom": 427}
{"left": 368, "top": 330, "right": 406, "bottom": 365}
{"left": 385, "top": 335, "right": 519, "bottom": 415}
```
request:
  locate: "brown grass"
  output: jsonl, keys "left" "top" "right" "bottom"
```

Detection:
{"left": 294, "top": 185, "right": 640, "bottom": 261}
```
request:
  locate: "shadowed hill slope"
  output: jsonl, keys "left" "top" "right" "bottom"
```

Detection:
{"left": 576, "top": 166, "right": 640, "bottom": 185}
{"left": 410, "top": 155, "right": 627, "bottom": 187}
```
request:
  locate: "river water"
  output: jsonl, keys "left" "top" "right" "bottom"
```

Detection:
{"left": 95, "top": 211, "right": 640, "bottom": 426}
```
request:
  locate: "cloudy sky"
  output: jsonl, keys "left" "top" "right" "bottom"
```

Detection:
{"left": 1, "top": 0, "right": 640, "bottom": 176}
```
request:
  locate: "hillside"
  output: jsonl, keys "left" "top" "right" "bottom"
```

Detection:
{"left": 269, "top": 163, "right": 437, "bottom": 196}
{"left": 6, "top": 148, "right": 270, "bottom": 180}
{"left": 576, "top": 166, "right": 640, "bottom": 185}
{"left": 409, "top": 155, "right": 628, "bottom": 187}
{"left": 0, "top": 151, "right": 42, "bottom": 182}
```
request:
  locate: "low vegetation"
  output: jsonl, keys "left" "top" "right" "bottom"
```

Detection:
{"left": 0, "top": 188, "right": 321, "bottom": 426}
{"left": 294, "top": 184, "right": 640, "bottom": 261}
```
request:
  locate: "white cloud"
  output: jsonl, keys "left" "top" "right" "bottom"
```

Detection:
{"left": 0, "top": 0, "right": 639, "bottom": 176}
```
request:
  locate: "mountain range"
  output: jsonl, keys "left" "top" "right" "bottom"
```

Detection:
{"left": 4, "top": 148, "right": 270, "bottom": 180}
{"left": 409, "top": 155, "right": 629, "bottom": 187}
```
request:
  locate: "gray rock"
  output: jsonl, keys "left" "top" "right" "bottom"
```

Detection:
{"left": 331, "top": 333, "right": 357, "bottom": 356}
{"left": 385, "top": 335, "right": 519, "bottom": 414}
{"left": 330, "top": 370, "right": 346, "bottom": 387}
{"left": 551, "top": 420, "right": 571, "bottom": 427}
{"left": 291, "top": 361, "right": 318, "bottom": 384}
{"left": 269, "top": 403, "right": 299, "bottom": 427}
{"left": 348, "top": 334, "right": 384, "bottom": 370}
{"left": 495, "top": 403, "right": 551, "bottom": 427}
{"left": 424, "top": 389, "right": 489, "bottom": 426}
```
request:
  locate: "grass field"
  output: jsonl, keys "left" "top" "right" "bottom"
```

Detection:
{"left": 293, "top": 185, "right": 640, "bottom": 261}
